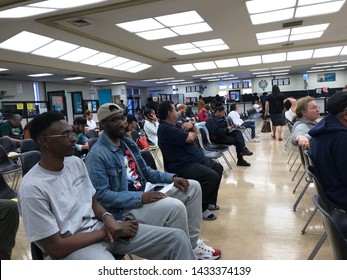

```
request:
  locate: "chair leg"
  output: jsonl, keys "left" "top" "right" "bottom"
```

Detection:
{"left": 222, "top": 153, "right": 232, "bottom": 169}
{"left": 292, "top": 162, "right": 302, "bottom": 181}
{"left": 227, "top": 149, "right": 237, "bottom": 163}
{"left": 293, "top": 180, "right": 311, "bottom": 211}
{"left": 307, "top": 232, "right": 327, "bottom": 260}
{"left": 301, "top": 206, "right": 318, "bottom": 234}
{"left": 289, "top": 153, "right": 299, "bottom": 172}
{"left": 293, "top": 170, "right": 305, "bottom": 193}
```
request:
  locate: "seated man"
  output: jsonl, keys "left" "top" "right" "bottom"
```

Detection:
{"left": 157, "top": 101, "right": 223, "bottom": 221}
{"left": 85, "top": 110, "right": 98, "bottom": 131}
{"left": 309, "top": 91, "right": 347, "bottom": 212}
{"left": 0, "top": 199, "right": 19, "bottom": 260}
{"left": 73, "top": 117, "right": 89, "bottom": 154}
{"left": 228, "top": 103, "right": 259, "bottom": 142}
{"left": 1, "top": 114, "right": 23, "bottom": 148}
{"left": 206, "top": 104, "right": 253, "bottom": 167}
{"left": 85, "top": 103, "right": 221, "bottom": 260}
{"left": 18, "top": 112, "right": 194, "bottom": 260}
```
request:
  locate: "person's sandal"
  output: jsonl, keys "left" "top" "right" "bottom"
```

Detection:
{"left": 208, "top": 204, "right": 220, "bottom": 211}
{"left": 203, "top": 209, "right": 217, "bottom": 220}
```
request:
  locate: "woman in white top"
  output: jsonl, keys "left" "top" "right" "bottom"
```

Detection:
{"left": 143, "top": 108, "right": 159, "bottom": 146}
{"left": 228, "top": 103, "right": 259, "bottom": 141}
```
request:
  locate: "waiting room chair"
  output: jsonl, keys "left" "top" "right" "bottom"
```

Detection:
{"left": 0, "top": 145, "right": 22, "bottom": 191}
{"left": 196, "top": 124, "right": 234, "bottom": 168}
{"left": 20, "top": 139, "right": 39, "bottom": 153}
{"left": 20, "top": 150, "right": 41, "bottom": 176}
{"left": 86, "top": 129, "right": 99, "bottom": 139}
{"left": 140, "top": 150, "right": 157, "bottom": 170}
{"left": 313, "top": 195, "right": 347, "bottom": 259}
{"left": 0, "top": 137, "right": 16, "bottom": 153}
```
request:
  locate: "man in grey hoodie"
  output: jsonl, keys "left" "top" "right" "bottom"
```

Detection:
{"left": 309, "top": 91, "right": 347, "bottom": 211}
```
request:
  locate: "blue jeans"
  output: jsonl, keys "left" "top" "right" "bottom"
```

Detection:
{"left": 242, "top": 121, "right": 256, "bottom": 139}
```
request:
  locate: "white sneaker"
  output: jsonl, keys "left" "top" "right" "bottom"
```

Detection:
{"left": 250, "top": 138, "right": 260, "bottom": 142}
{"left": 193, "top": 239, "right": 221, "bottom": 260}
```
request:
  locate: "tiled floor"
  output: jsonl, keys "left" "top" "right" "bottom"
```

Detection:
{"left": 11, "top": 122, "right": 332, "bottom": 260}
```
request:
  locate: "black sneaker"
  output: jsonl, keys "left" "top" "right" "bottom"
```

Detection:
{"left": 239, "top": 148, "right": 253, "bottom": 156}
{"left": 237, "top": 159, "right": 251, "bottom": 166}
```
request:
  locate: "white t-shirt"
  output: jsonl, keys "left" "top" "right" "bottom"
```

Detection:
{"left": 144, "top": 120, "right": 159, "bottom": 146}
{"left": 18, "top": 156, "right": 101, "bottom": 245}
{"left": 228, "top": 111, "right": 243, "bottom": 126}
{"left": 87, "top": 119, "right": 97, "bottom": 130}
{"left": 285, "top": 109, "right": 296, "bottom": 123}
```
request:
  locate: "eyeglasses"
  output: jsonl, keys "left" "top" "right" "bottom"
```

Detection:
{"left": 47, "top": 132, "right": 75, "bottom": 139}
{"left": 106, "top": 116, "right": 127, "bottom": 124}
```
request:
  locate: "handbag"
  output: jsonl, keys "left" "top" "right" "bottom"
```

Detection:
{"left": 261, "top": 120, "right": 272, "bottom": 133}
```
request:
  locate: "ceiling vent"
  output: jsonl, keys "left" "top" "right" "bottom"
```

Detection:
{"left": 282, "top": 42, "right": 294, "bottom": 47}
{"left": 283, "top": 20, "right": 303, "bottom": 28}
{"left": 68, "top": 18, "right": 92, "bottom": 27}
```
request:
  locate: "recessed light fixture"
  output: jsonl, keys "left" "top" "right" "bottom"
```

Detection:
{"left": 111, "top": 82, "right": 127, "bottom": 85}
{"left": 313, "top": 46, "right": 343, "bottom": 58}
{"left": 90, "top": 79, "right": 108, "bottom": 83}
{"left": 32, "top": 40, "right": 79, "bottom": 58}
{"left": 64, "top": 76, "right": 85, "bottom": 80}
{"left": 28, "top": 73, "right": 53, "bottom": 77}
{"left": 237, "top": 55, "right": 262, "bottom": 66}
{"left": 172, "top": 64, "right": 196, "bottom": 72}
{"left": 0, "top": 68, "right": 9, "bottom": 71}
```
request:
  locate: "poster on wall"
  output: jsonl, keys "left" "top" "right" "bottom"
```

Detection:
{"left": 317, "top": 72, "right": 336, "bottom": 82}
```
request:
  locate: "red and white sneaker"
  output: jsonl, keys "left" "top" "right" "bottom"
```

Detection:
{"left": 193, "top": 239, "right": 221, "bottom": 260}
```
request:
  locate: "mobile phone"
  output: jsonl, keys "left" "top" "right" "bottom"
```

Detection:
{"left": 153, "top": 185, "right": 164, "bottom": 192}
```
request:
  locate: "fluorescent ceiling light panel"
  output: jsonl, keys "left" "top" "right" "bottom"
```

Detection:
{"left": 298, "top": 0, "right": 335, "bottom": 5}
{"left": 237, "top": 55, "right": 262, "bottom": 66}
{"left": 164, "top": 43, "right": 195, "bottom": 51}
{"left": 333, "top": 64, "right": 347, "bottom": 67}
{"left": 250, "top": 8, "right": 294, "bottom": 25}
{"left": 291, "top": 23, "right": 329, "bottom": 34}
{"left": 32, "top": 40, "right": 79, "bottom": 58}
{"left": 262, "top": 53, "right": 287, "bottom": 63}
{"left": 59, "top": 47, "right": 99, "bottom": 62}
{"left": 250, "top": 68, "right": 270, "bottom": 71}
{"left": 171, "top": 22, "right": 212, "bottom": 35}
{"left": 290, "top": 31, "right": 324, "bottom": 41}
{"left": 272, "top": 72, "right": 289, "bottom": 76}
{"left": 256, "top": 74, "right": 271, "bottom": 77}
{"left": 330, "top": 67, "right": 345, "bottom": 70}
{"left": 193, "top": 61, "right": 217, "bottom": 70}
{"left": 0, "top": 68, "right": 9, "bottom": 71}
{"left": 111, "top": 82, "right": 127, "bottom": 85}
{"left": 214, "top": 58, "right": 239, "bottom": 68}
{"left": 313, "top": 46, "right": 343, "bottom": 58}
{"left": 287, "top": 49, "right": 313, "bottom": 60}
{"left": 252, "top": 71, "right": 271, "bottom": 75}
{"left": 340, "top": 46, "right": 347, "bottom": 55}
{"left": 64, "top": 77, "right": 85, "bottom": 80}
{"left": 192, "top": 74, "right": 210, "bottom": 77}
{"left": 126, "top": 63, "right": 152, "bottom": 73}
{"left": 81, "top": 52, "right": 116, "bottom": 65}
{"left": 99, "top": 57, "right": 129, "bottom": 68}
{"left": 155, "top": 10, "right": 203, "bottom": 27}
{"left": 172, "top": 64, "right": 196, "bottom": 72}
{"left": 158, "top": 77, "right": 175, "bottom": 80}
{"left": 0, "top": 7, "right": 56, "bottom": 18}
{"left": 113, "top": 60, "right": 141, "bottom": 71}
{"left": 28, "top": 73, "right": 53, "bottom": 77}
{"left": 246, "top": 0, "right": 296, "bottom": 14}
{"left": 174, "top": 49, "right": 202, "bottom": 55}
{"left": 271, "top": 69, "right": 290, "bottom": 73}
{"left": 201, "top": 76, "right": 217, "bottom": 80}
{"left": 0, "top": 31, "right": 53, "bottom": 53}
{"left": 193, "top": 39, "right": 225, "bottom": 47}
{"left": 307, "top": 69, "right": 326, "bottom": 72}
{"left": 90, "top": 79, "right": 108, "bottom": 83}
{"left": 136, "top": 28, "right": 178, "bottom": 40}
{"left": 271, "top": 66, "right": 291, "bottom": 69}
{"left": 200, "top": 44, "right": 229, "bottom": 52}
{"left": 311, "top": 65, "right": 331, "bottom": 69}
{"left": 256, "top": 29, "right": 290, "bottom": 40}
{"left": 258, "top": 36, "right": 288, "bottom": 45}
{"left": 116, "top": 18, "right": 164, "bottom": 33}
{"left": 295, "top": 1, "right": 345, "bottom": 17}
{"left": 29, "top": 0, "right": 107, "bottom": 9}
{"left": 317, "top": 61, "right": 339, "bottom": 64}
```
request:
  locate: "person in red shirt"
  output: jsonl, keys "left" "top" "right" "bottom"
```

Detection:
{"left": 197, "top": 104, "right": 211, "bottom": 122}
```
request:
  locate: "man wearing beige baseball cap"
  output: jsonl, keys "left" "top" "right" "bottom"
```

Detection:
{"left": 86, "top": 103, "right": 221, "bottom": 260}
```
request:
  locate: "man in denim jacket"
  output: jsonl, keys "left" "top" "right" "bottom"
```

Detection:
{"left": 86, "top": 103, "right": 221, "bottom": 260}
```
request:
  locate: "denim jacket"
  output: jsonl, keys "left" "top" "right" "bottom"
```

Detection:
{"left": 85, "top": 131, "right": 174, "bottom": 219}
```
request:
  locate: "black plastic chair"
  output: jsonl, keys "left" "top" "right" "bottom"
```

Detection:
{"left": 313, "top": 195, "right": 347, "bottom": 259}
{"left": 20, "top": 139, "right": 39, "bottom": 153}
{"left": 0, "top": 145, "right": 22, "bottom": 190}
{"left": 86, "top": 129, "right": 99, "bottom": 139}
{"left": 140, "top": 150, "right": 157, "bottom": 170}
{"left": 20, "top": 150, "right": 41, "bottom": 176}
{"left": 0, "top": 137, "right": 16, "bottom": 153}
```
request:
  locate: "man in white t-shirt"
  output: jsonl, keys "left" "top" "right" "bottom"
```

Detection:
{"left": 228, "top": 103, "right": 259, "bottom": 142}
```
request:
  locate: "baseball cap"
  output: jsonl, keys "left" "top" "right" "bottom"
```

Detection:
{"left": 327, "top": 91, "right": 347, "bottom": 115}
{"left": 97, "top": 103, "right": 124, "bottom": 122}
